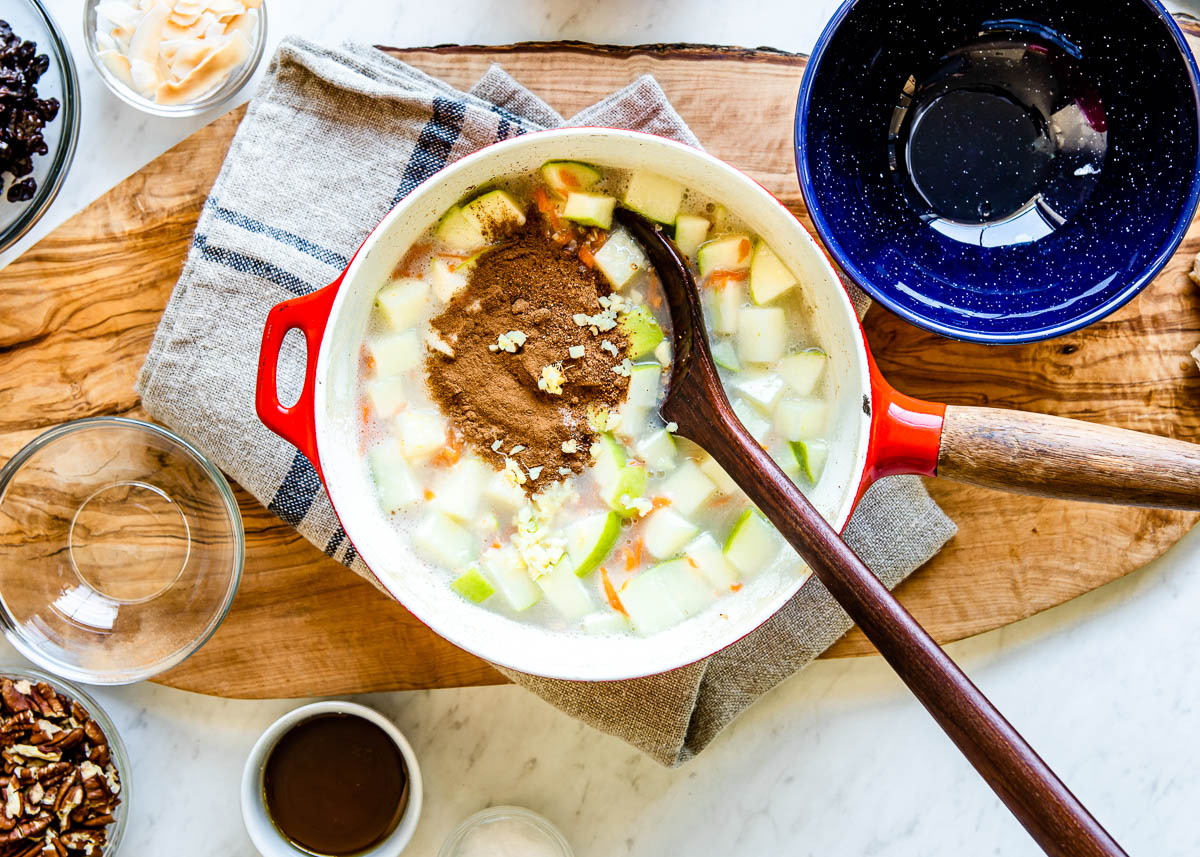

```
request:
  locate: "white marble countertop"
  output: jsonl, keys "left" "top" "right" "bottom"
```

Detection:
{"left": 4, "top": 1, "right": 1200, "bottom": 854}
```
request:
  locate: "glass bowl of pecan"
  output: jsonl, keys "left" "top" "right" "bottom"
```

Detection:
{"left": 0, "top": 667, "right": 128, "bottom": 857}
{"left": 0, "top": 0, "right": 80, "bottom": 255}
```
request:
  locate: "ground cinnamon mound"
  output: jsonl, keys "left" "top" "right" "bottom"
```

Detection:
{"left": 425, "top": 214, "right": 630, "bottom": 492}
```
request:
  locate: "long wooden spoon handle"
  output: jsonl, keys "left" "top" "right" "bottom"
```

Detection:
{"left": 938, "top": 405, "right": 1200, "bottom": 509}
{"left": 683, "top": 409, "right": 1127, "bottom": 857}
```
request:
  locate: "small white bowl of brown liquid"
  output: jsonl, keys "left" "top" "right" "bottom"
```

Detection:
{"left": 241, "top": 701, "right": 422, "bottom": 857}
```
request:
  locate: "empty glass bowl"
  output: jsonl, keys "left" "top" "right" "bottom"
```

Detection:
{"left": 439, "top": 807, "right": 574, "bottom": 857}
{"left": 0, "top": 418, "right": 243, "bottom": 684}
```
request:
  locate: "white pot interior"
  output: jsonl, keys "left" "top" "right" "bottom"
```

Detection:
{"left": 314, "top": 129, "right": 872, "bottom": 681}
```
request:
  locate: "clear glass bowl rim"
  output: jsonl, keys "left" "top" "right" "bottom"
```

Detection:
{"left": 0, "top": 0, "right": 82, "bottom": 254}
{"left": 81, "top": 0, "right": 269, "bottom": 118}
{"left": 437, "top": 805, "right": 574, "bottom": 857}
{"left": 0, "top": 416, "right": 245, "bottom": 685}
{"left": 0, "top": 663, "right": 131, "bottom": 856}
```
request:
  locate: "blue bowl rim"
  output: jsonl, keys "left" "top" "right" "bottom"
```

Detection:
{"left": 794, "top": 0, "right": 1200, "bottom": 344}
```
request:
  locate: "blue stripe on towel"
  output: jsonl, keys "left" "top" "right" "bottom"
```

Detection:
{"left": 324, "top": 528, "right": 345, "bottom": 558}
{"left": 206, "top": 202, "right": 350, "bottom": 268}
{"left": 389, "top": 96, "right": 467, "bottom": 207}
{"left": 193, "top": 233, "right": 314, "bottom": 297}
{"left": 268, "top": 450, "right": 323, "bottom": 526}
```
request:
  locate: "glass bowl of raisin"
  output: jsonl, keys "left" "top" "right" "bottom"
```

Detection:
{"left": 0, "top": 0, "right": 80, "bottom": 255}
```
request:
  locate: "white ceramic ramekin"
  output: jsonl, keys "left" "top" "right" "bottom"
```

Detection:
{"left": 241, "top": 701, "right": 423, "bottom": 857}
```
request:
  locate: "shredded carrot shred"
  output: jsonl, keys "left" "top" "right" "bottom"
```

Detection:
{"left": 730, "top": 582, "right": 743, "bottom": 592}
{"left": 651, "top": 497, "right": 671, "bottom": 509}
{"left": 707, "top": 269, "right": 749, "bottom": 290}
{"left": 738, "top": 237, "right": 752, "bottom": 262}
{"left": 577, "top": 243, "right": 596, "bottom": 268}
{"left": 433, "top": 432, "right": 463, "bottom": 467}
{"left": 601, "top": 567, "right": 628, "bottom": 617}
{"left": 423, "top": 489, "right": 435, "bottom": 501}
{"left": 687, "top": 557, "right": 699, "bottom": 569}
{"left": 534, "top": 187, "right": 562, "bottom": 230}
{"left": 622, "top": 538, "right": 644, "bottom": 572}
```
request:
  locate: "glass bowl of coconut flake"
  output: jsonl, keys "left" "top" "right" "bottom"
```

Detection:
{"left": 84, "top": 0, "right": 268, "bottom": 117}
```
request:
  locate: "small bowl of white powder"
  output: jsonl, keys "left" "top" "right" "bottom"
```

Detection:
{"left": 438, "top": 806, "right": 573, "bottom": 857}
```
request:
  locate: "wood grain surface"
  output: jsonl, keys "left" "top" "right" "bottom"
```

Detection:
{"left": 0, "top": 40, "right": 1196, "bottom": 698}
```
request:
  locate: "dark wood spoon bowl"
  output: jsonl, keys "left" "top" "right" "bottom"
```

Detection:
{"left": 614, "top": 207, "right": 1127, "bottom": 857}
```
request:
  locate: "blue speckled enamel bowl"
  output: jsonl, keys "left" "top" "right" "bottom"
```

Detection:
{"left": 795, "top": 0, "right": 1200, "bottom": 343}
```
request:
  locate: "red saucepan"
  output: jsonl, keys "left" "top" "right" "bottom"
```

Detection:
{"left": 255, "top": 128, "right": 1200, "bottom": 682}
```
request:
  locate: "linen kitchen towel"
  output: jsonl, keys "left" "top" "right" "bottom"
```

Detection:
{"left": 137, "top": 37, "right": 956, "bottom": 767}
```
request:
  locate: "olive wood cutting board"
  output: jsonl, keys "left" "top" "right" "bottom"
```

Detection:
{"left": 2, "top": 36, "right": 1198, "bottom": 698}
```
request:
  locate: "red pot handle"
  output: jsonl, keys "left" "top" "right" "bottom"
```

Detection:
{"left": 255, "top": 279, "right": 342, "bottom": 478}
{"left": 859, "top": 351, "right": 945, "bottom": 498}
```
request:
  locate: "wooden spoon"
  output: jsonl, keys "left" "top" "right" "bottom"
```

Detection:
{"left": 614, "top": 207, "right": 1128, "bottom": 857}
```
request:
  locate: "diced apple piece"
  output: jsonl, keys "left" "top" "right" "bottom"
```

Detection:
{"left": 367, "top": 330, "right": 422, "bottom": 376}
{"left": 484, "top": 470, "right": 525, "bottom": 511}
{"left": 619, "top": 568, "right": 685, "bottom": 635}
{"left": 593, "top": 228, "right": 647, "bottom": 289}
{"left": 435, "top": 205, "right": 485, "bottom": 252}
{"left": 365, "top": 376, "right": 406, "bottom": 417}
{"left": 480, "top": 545, "right": 541, "bottom": 611}
{"left": 737, "top": 306, "right": 787, "bottom": 364}
{"left": 660, "top": 460, "right": 716, "bottom": 517}
{"left": 636, "top": 428, "right": 677, "bottom": 473}
{"left": 699, "top": 455, "right": 740, "bottom": 495}
{"left": 395, "top": 409, "right": 446, "bottom": 461}
{"left": 413, "top": 512, "right": 476, "bottom": 569}
{"left": 684, "top": 533, "right": 739, "bottom": 589}
{"left": 732, "top": 371, "right": 786, "bottom": 413}
{"left": 536, "top": 558, "right": 594, "bottom": 620}
{"left": 775, "top": 398, "right": 829, "bottom": 442}
{"left": 625, "top": 362, "right": 661, "bottom": 410}
{"left": 620, "top": 306, "right": 664, "bottom": 359}
{"left": 541, "top": 160, "right": 602, "bottom": 197}
{"left": 777, "top": 349, "right": 828, "bottom": 396}
{"left": 563, "top": 192, "right": 616, "bottom": 229}
{"left": 461, "top": 190, "right": 526, "bottom": 238}
{"left": 623, "top": 170, "right": 683, "bottom": 224}
{"left": 769, "top": 441, "right": 802, "bottom": 476}
{"left": 431, "top": 458, "right": 492, "bottom": 522}
{"left": 368, "top": 440, "right": 421, "bottom": 513}
{"left": 698, "top": 235, "right": 753, "bottom": 277}
{"left": 749, "top": 242, "right": 798, "bottom": 304}
{"left": 451, "top": 565, "right": 496, "bottom": 603}
{"left": 429, "top": 257, "right": 468, "bottom": 303}
{"left": 673, "top": 214, "right": 710, "bottom": 257}
{"left": 793, "top": 438, "right": 830, "bottom": 483}
{"left": 582, "top": 611, "right": 630, "bottom": 634}
{"left": 591, "top": 433, "right": 626, "bottom": 488}
{"left": 731, "top": 398, "right": 771, "bottom": 444}
{"left": 374, "top": 278, "right": 429, "bottom": 331}
{"left": 566, "top": 511, "right": 622, "bottom": 578}
{"left": 605, "top": 464, "right": 648, "bottom": 518}
{"left": 711, "top": 339, "right": 741, "bottom": 371}
{"left": 708, "top": 280, "right": 745, "bottom": 336}
{"left": 643, "top": 508, "right": 699, "bottom": 559}
{"left": 723, "top": 508, "right": 779, "bottom": 574}
{"left": 622, "top": 559, "right": 714, "bottom": 635}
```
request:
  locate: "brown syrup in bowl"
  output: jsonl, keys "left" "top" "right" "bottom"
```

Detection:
{"left": 263, "top": 713, "right": 409, "bottom": 856}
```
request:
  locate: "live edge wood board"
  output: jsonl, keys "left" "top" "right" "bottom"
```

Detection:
{"left": 2, "top": 37, "right": 1199, "bottom": 699}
